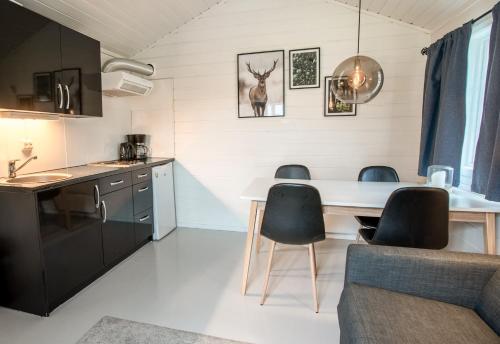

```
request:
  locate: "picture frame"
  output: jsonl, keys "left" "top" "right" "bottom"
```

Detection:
{"left": 33, "top": 72, "right": 53, "bottom": 102}
{"left": 289, "top": 47, "right": 320, "bottom": 89}
{"left": 237, "top": 50, "right": 285, "bottom": 118}
{"left": 324, "top": 76, "right": 356, "bottom": 117}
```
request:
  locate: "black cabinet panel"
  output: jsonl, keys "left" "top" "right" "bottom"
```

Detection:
{"left": 0, "top": 1, "right": 61, "bottom": 113}
{"left": 133, "top": 181, "right": 153, "bottom": 214}
{"left": 37, "top": 180, "right": 104, "bottom": 311}
{"left": 60, "top": 26, "right": 102, "bottom": 117}
{"left": 101, "top": 187, "right": 135, "bottom": 266}
{"left": 132, "top": 168, "right": 152, "bottom": 184}
{"left": 134, "top": 209, "right": 153, "bottom": 245}
{"left": 0, "top": 1, "right": 102, "bottom": 117}
{"left": 99, "top": 172, "right": 133, "bottom": 195}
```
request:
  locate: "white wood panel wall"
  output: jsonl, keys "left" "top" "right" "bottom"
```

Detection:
{"left": 134, "top": 0, "right": 431, "bottom": 233}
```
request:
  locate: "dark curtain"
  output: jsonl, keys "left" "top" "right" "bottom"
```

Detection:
{"left": 418, "top": 22, "right": 472, "bottom": 186}
{"left": 472, "top": 3, "right": 500, "bottom": 201}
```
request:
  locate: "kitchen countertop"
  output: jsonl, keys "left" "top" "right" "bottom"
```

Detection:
{"left": 0, "top": 157, "right": 174, "bottom": 193}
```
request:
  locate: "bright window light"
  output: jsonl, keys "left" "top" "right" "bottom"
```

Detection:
{"left": 460, "top": 15, "right": 493, "bottom": 191}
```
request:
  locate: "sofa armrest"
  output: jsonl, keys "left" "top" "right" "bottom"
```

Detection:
{"left": 344, "top": 244, "right": 500, "bottom": 309}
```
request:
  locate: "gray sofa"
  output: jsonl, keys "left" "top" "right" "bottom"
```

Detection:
{"left": 338, "top": 245, "right": 500, "bottom": 344}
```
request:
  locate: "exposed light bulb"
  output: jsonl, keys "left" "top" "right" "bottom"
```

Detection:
{"left": 349, "top": 65, "right": 366, "bottom": 89}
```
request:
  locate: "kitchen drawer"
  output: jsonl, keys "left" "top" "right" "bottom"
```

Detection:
{"left": 134, "top": 208, "right": 153, "bottom": 245}
{"left": 132, "top": 168, "right": 152, "bottom": 184}
{"left": 133, "top": 181, "right": 153, "bottom": 214}
{"left": 99, "top": 172, "right": 132, "bottom": 195}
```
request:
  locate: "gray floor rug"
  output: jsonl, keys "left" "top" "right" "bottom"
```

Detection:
{"left": 77, "top": 316, "right": 248, "bottom": 344}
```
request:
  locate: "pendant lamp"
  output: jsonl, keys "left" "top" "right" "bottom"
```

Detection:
{"left": 331, "top": 0, "right": 384, "bottom": 104}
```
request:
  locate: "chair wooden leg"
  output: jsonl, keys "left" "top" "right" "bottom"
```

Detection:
{"left": 311, "top": 242, "right": 317, "bottom": 277}
{"left": 260, "top": 241, "right": 276, "bottom": 306}
{"left": 308, "top": 244, "right": 319, "bottom": 313}
{"left": 255, "top": 209, "right": 264, "bottom": 253}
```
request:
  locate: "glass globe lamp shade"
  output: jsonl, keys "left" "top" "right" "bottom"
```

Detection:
{"left": 331, "top": 55, "right": 384, "bottom": 104}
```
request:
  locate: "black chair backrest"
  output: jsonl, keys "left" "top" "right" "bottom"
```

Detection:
{"left": 275, "top": 165, "right": 311, "bottom": 180}
{"left": 261, "top": 183, "right": 325, "bottom": 245}
{"left": 358, "top": 166, "right": 400, "bottom": 182}
{"left": 374, "top": 187, "right": 449, "bottom": 249}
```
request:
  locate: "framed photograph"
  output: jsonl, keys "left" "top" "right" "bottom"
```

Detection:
{"left": 324, "top": 76, "right": 356, "bottom": 116}
{"left": 237, "top": 50, "right": 285, "bottom": 118}
{"left": 33, "top": 72, "right": 53, "bottom": 102}
{"left": 289, "top": 47, "right": 320, "bottom": 89}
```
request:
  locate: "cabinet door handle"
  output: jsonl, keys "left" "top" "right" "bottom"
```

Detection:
{"left": 137, "top": 173, "right": 148, "bottom": 179}
{"left": 101, "top": 200, "right": 107, "bottom": 224}
{"left": 57, "top": 84, "right": 64, "bottom": 109}
{"left": 94, "top": 185, "right": 100, "bottom": 209}
{"left": 110, "top": 180, "right": 124, "bottom": 186}
{"left": 139, "top": 215, "right": 150, "bottom": 222}
{"left": 64, "top": 85, "right": 70, "bottom": 110}
{"left": 138, "top": 186, "right": 149, "bottom": 193}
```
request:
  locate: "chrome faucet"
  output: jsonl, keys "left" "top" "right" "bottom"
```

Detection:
{"left": 8, "top": 155, "right": 38, "bottom": 178}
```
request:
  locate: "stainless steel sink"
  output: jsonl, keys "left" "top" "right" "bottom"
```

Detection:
{"left": 1, "top": 173, "right": 72, "bottom": 184}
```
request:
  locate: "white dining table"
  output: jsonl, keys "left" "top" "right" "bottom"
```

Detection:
{"left": 239, "top": 177, "right": 500, "bottom": 295}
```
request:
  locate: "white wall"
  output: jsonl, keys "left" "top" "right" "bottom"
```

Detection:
{"left": 128, "top": 79, "right": 175, "bottom": 158}
{"left": 0, "top": 96, "right": 131, "bottom": 177}
{"left": 134, "top": 0, "right": 431, "bottom": 233}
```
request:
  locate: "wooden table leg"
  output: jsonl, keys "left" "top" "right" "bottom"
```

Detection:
{"left": 484, "top": 213, "right": 497, "bottom": 255}
{"left": 241, "top": 201, "right": 258, "bottom": 295}
{"left": 255, "top": 209, "right": 264, "bottom": 253}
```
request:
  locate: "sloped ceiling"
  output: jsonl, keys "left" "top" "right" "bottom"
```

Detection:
{"left": 13, "top": 0, "right": 222, "bottom": 56}
{"left": 335, "top": 0, "right": 486, "bottom": 32}
{"left": 12, "top": 0, "right": 492, "bottom": 57}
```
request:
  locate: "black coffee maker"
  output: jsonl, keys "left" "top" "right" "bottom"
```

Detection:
{"left": 120, "top": 134, "right": 150, "bottom": 161}
{"left": 119, "top": 142, "right": 136, "bottom": 161}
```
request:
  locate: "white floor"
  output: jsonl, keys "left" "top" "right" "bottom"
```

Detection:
{"left": 0, "top": 228, "right": 351, "bottom": 344}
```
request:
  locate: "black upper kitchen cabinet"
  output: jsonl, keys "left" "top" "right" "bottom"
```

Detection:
{"left": 59, "top": 26, "right": 102, "bottom": 117}
{"left": 38, "top": 180, "right": 104, "bottom": 311}
{"left": 0, "top": 1, "right": 61, "bottom": 113}
{"left": 0, "top": 0, "right": 102, "bottom": 117}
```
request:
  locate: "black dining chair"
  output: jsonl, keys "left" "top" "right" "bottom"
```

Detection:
{"left": 359, "top": 187, "right": 449, "bottom": 249}
{"left": 260, "top": 183, "right": 325, "bottom": 313}
{"left": 274, "top": 164, "right": 311, "bottom": 180}
{"left": 256, "top": 164, "right": 312, "bottom": 253}
{"left": 355, "top": 166, "right": 400, "bottom": 239}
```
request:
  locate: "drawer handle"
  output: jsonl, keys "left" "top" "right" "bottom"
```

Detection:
{"left": 139, "top": 215, "right": 150, "bottom": 222}
{"left": 110, "top": 180, "right": 124, "bottom": 186}
{"left": 138, "top": 186, "right": 149, "bottom": 193}
{"left": 137, "top": 173, "right": 148, "bottom": 179}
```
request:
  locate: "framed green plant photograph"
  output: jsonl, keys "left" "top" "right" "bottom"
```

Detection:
{"left": 289, "top": 47, "right": 320, "bottom": 89}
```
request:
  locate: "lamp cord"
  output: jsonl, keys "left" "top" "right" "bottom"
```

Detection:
{"left": 357, "top": 0, "right": 361, "bottom": 55}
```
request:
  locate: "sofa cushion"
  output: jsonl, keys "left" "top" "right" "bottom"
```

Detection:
{"left": 476, "top": 270, "right": 500, "bottom": 335}
{"left": 338, "top": 284, "right": 499, "bottom": 344}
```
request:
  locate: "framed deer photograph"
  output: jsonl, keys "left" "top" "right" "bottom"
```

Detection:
{"left": 289, "top": 47, "right": 320, "bottom": 89}
{"left": 324, "top": 76, "right": 356, "bottom": 117}
{"left": 237, "top": 50, "right": 285, "bottom": 118}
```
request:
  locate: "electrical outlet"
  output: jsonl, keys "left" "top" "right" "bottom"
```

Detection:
{"left": 22, "top": 140, "right": 33, "bottom": 155}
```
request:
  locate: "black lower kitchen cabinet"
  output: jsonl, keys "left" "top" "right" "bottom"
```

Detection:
{"left": 38, "top": 181, "right": 104, "bottom": 310}
{"left": 0, "top": 169, "right": 154, "bottom": 316}
{"left": 134, "top": 208, "right": 154, "bottom": 245}
{"left": 101, "top": 186, "right": 135, "bottom": 266}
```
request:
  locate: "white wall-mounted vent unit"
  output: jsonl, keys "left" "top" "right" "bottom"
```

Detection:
{"left": 102, "top": 71, "right": 154, "bottom": 97}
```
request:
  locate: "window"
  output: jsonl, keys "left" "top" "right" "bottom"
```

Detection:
{"left": 460, "top": 15, "right": 493, "bottom": 191}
